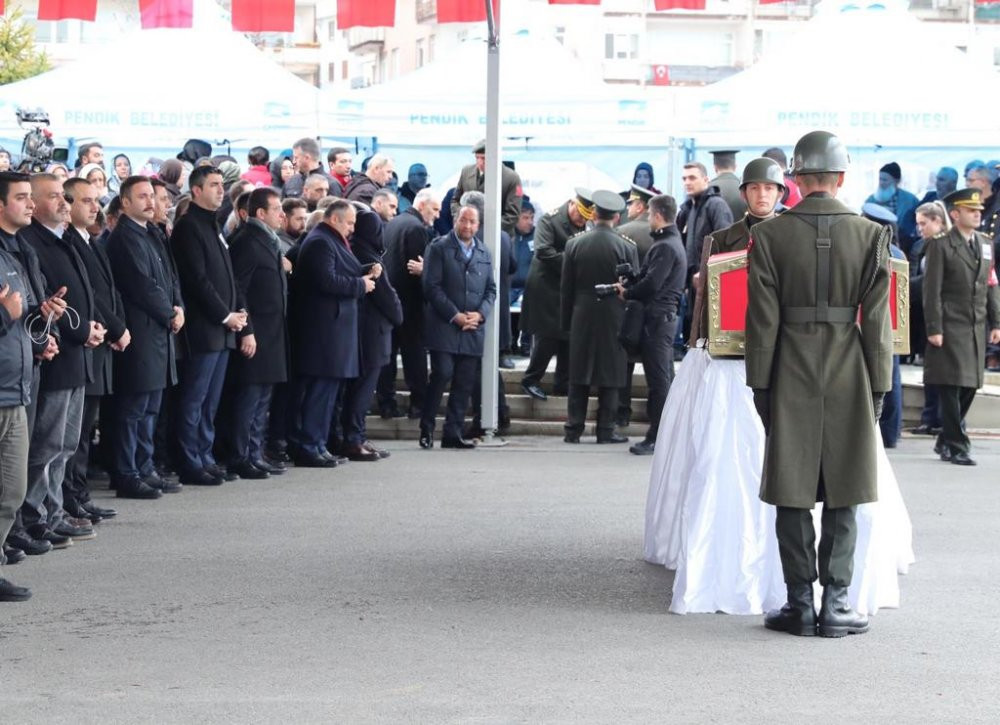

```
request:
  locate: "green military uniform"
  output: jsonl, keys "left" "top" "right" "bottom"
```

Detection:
{"left": 618, "top": 184, "right": 655, "bottom": 264}
{"left": 521, "top": 203, "right": 583, "bottom": 341}
{"left": 561, "top": 192, "right": 639, "bottom": 441}
{"left": 450, "top": 139, "right": 523, "bottom": 236}
{"left": 923, "top": 190, "right": 1000, "bottom": 458}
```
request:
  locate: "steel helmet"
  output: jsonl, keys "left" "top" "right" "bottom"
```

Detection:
{"left": 739, "top": 157, "right": 786, "bottom": 191}
{"left": 791, "top": 130, "right": 850, "bottom": 174}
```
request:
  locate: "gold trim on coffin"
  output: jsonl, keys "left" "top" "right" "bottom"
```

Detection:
{"left": 705, "top": 253, "right": 911, "bottom": 357}
{"left": 707, "top": 252, "right": 747, "bottom": 357}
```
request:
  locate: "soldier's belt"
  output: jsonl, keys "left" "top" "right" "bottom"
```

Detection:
{"left": 781, "top": 306, "right": 857, "bottom": 323}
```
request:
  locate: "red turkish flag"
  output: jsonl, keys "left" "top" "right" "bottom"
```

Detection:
{"left": 232, "top": 0, "right": 295, "bottom": 32}
{"left": 337, "top": 0, "right": 395, "bottom": 28}
{"left": 653, "top": 0, "right": 705, "bottom": 9}
{"left": 650, "top": 64, "right": 670, "bottom": 85}
{"left": 547, "top": 0, "right": 600, "bottom": 4}
{"left": 38, "top": 0, "right": 97, "bottom": 21}
{"left": 437, "top": 0, "right": 499, "bottom": 24}
{"left": 139, "top": 0, "right": 193, "bottom": 29}
{"left": 758, "top": 0, "right": 786, "bottom": 4}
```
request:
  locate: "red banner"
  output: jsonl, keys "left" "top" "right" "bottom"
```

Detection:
{"left": 437, "top": 0, "right": 499, "bottom": 23}
{"left": 547, "top": 0, "right": 601, "bottom": 4}
{"left": 650, "top": 64, "right": 670, "bottom": 85}
{"left": 232, "top": 0, "right": 295, "bottom": 32}
{"left": 337, "top": 0, "right": 395, "bottom": 29}
{"left": 139, "top": 0, "right": 193, "bottom": 29}
{"left": 37, "top": 0, "right": 97, "bottom": 21}
{"left": 758, "top": 0, "right": 787, "bottom": 4}
{"left": 653, "top": 0, "right": 706, "bottom": 9}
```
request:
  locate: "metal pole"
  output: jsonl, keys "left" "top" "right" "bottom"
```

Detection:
{"left": 480, "top": 0, "right": 505, "bottom": 443}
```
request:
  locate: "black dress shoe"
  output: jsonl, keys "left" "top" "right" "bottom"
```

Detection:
{"left": 5, "top": 531, "right": 52, "bottom": 555}
{"left": 521, "top": 381, "right": 547, "bottom": 401}
{"left": 419, "top": 427, "right": 433, "bottom": 449}
{"left": 252, "top": 458, "right": 286, "bottom": 475}
{"left": 320, "top": 450, "right": 349, "bottom": 465}
{"left": 82, "top": 501, "right": 117, "bottom": 519}
{"left": 951, "top": 451, "right": 976, "bottom": 466}
{"left": 362, "top": 442, "right": 390, "bottom": 459}
{"left": 230, "top": 459, "right": 270, "bottom": 479}
{"left": 116, "top": 477, "right": 163, "bottom": 499}
{"left": 0, "top": 578, "right": 31, "bottom": 602}
{"left": 143, "top": 472, "right": 184, "bottom": 493}
{"left": 765, "top": 584, "right": 817, "bottom": 637}
{"left": 64, "top": 501, "right": 102, "bottom": 524}
{"left": 265, "top": 446, "right": 292, "bottom": 464}
{"left": 294, "top": 452, "right": 338, "bottom": 468}
{"left": 179, "top": 469, "right": 223, "bottom": 486}
{"left": 629, "top": 440, "right": 655, "bottom": 456}
{"left": 909, "top": 424, "right": 936, "bottom": 436}
{"left": 2, "top": 545, "right": 26, "bottom": 565}
{"left": 25, "top": 524, "right": 72, "bottom": 549}
{"left": 596, "top": 432, "right": 629, "bottom": 444}
{"left": 564, "top": 433, "right": 581, "bottom": 444}
{"left": 817, "top": 585, "right": 869, "bottom": 638}
{"left": 341, "top": 444, "right": 380, "bottom": 462}
{"left": 441, "top": 437, "right": 476, "bottom": 449}
{"left": 52, "top": 519, "right": 95, "bottom": 541}
{"left": 207, "top": 463, "right": 238, "bottom": 482}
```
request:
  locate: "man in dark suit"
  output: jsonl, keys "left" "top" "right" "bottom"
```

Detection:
{"left": 61, "top": 178, "right": 126, "bottom": 520}
{"left": 289, "top": 199, "right": 377, "bottom": 467}
{"left": 106, "top": 176, "right": 185, "bottom": 499}
{"left": 419, "top": 204, "right": 496, "bottom": 450}
{"left": 19, "top": 173, "right": 105, "bottom": 543}
{"left": 377, "top": 188, "right": 441, "bottom": 419}
{"left": 226, "top": 188, "right": 290, "bottom": 479}
{"left": 170, "top": 166, "right": 247, "bottom": 485}
{"left": 450, "top": 140, "right": 522, "bottom": 236}
{"left": 339, "top": 203, "right": 402, "bottom": 461}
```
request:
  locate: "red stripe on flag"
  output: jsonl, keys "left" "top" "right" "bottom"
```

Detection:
{"left": 37, "top": 0, "right": 97, "bottom": 21}
{"left": 232, "top": 0, "right": 295, "bottom": 32}
{"left": 437, "top": 0, "right": 499, "bottom": 23}
{"left": 139, "top": 0, "right": 193, "bottom": 29}
{"left": 653, "top": 0, "right": 706, "bottom": 9}
{"left": 337, "top": 0, "right": 395, "bottom": 29}
{"left": 547, "top": 0, "right": 600, "bottom": 4}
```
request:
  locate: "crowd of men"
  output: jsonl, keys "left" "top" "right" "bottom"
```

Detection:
{"left": 0, "top": 133, "right": 997, "bottom": 602}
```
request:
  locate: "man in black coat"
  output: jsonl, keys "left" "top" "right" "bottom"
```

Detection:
{"left": 106, "top": 176, "right": 185, "bottom": 499}
{"left": 226, "top": 188, "right": 291, "bottom": 479}
{"left": 170, "top": 166, "right": 247, "bottom": 486}
{"left": 615, "top": 194, "right": 686, "bottom": 455}
{"left": 338, "top": 203, "right": 402, "bottom": 461}
{"left": 20, "top": 174, "right": 106, "bottom": 542}
{"left": 418, "top": 204, "right": 496, "bottom": 450}
{"left": 61, "top": 178, "right": 127, "bottom": 520}
{"left": 282, "top": 138, "right": 336, "bottom": 200}
{"left": 344, "top": 154, "right": 394, "bottom": 206}
{"left": 289, "top": 199, "right": 377, "bottom": 467}
{"left": 376, "top": 188, "right": 441, "bottom": 418}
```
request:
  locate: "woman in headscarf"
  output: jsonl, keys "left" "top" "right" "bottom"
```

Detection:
{"left": 45, "top": 162, "right": 70, "bottom": 181}
{"left": 158, "top": 159, "right": 184, "bottom": 202}
{"left": 79, "top": 162, "right": 112, "bottom": 206}
{"left": 109, "top": 153, "right": 132, "bottom": 196}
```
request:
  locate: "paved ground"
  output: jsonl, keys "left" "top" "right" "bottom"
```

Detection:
{"left": 3, "top": 434, "right": 999, "bottom": 723}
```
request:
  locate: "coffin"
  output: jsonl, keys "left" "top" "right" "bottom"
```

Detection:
{"left": 706, "top": 250, "right": 910, "bottom": 357}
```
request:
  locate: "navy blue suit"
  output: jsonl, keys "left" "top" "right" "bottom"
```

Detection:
{"left": 291, "top": 222, "right": 367, "bottom": 456}
{"left": 420, "top": 232, "right": 496, "bottom": 440}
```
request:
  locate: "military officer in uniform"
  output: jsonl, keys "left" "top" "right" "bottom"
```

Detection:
{"left": 923, "top": 188, "right": 1000, "bottom": 466}
{"left": 450, "top": 139, "right": 523, "bottom": 237}
{"left": 746, "top": 130, "right": 893, "bottom": 638}
{"left": 710, "top": 150, "right": 747, "bottom": 220}
{"left": 617, "top": 184, "right": 655, "bottom": 263}
{"left": 690, "top": 157, "right": 785, "bottom": 344}
{"left": 520, "top": 188, "right": 594, "bottom": 400}
{"left": 561, "top": 191, "right": 638, "bottom": 444}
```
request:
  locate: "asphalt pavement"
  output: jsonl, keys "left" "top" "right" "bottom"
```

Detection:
{"left": 2, "top": 434, "right": 998, "bottom": 723}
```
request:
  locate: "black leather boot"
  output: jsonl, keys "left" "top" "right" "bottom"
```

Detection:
{"left": 818, "top": 585, "right": 869, "bottom": 638}
{"left": 764, "top": 584, "right": 816, "bottom": 636}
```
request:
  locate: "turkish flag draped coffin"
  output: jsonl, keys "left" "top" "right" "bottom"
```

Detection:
{"left": 705, "top": 250, "right": 910, "bottom": 357}
{"left": 37, "top": 0, "right": 97, "bottom": 20}
{"left": 231, "top": 0, "right": 295, "bottom": 32}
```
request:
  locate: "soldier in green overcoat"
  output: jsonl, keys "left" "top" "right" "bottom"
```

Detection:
{"left": 561, "top": 191, "right": 638, "bottom": 443}
{"left": 922, "top": 188, "right": 1000, "bottom": 465}
{"left": 746, "top": 131, "right": 893, "bottom": 638}
{"left": 519, "top": 189, "right": 592, "bottom": 400}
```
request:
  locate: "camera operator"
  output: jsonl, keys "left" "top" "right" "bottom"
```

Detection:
{"left": 613, "top": 194, "right": 685, "bottom": 455}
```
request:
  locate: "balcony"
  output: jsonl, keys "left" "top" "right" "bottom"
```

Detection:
{"left": 347, "top": 27, "right": 386, "bottom": 52}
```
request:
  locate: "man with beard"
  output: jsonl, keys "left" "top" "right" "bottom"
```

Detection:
{"left": 302, "top": 175, "right": 331, "bottom": 212}
{"left": 371, "top": 189, "right": 398, "bottom": 222}
{"left": 279, "top": 198, "right": 308, "bottom": 255}
{"left": 283, "top": 138, "right": 335, "bottom": 200}
{"left": 327, "top": 147, "right": 353, "bottom": 197}
{"left": 865, "top": 162, "right": 920, "bottom": 252}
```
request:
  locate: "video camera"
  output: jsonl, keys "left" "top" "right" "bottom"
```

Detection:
{"left": 594, "top": 263, "right": 636, "bottom": 298}
{"left": 15, "top": 107, "right": 68, "bottom": 173}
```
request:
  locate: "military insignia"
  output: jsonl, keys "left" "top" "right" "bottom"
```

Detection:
{"left": 619, "top": 234, "right": 637, "bottom": 246}
{"left": 983, "top": 243, "right": 992, "bottom": 261}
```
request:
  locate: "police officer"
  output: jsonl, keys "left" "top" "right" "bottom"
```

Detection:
{"left": 690, "top": 157, "right": 785, "bottom": 344}
{"left": 617, "top": 184, "right": 655, "bottom": 263}
{"left": 746, "top": 130, "right": 893, "bottom": 638}
{"left": 923, "top": 188, "right": 1000, "bottom": 466}
{"left": 520, "top": 188, "right": 593, "bottom": 400}
{"left": 561, "top": 191, "right": 638, "bottom": 444}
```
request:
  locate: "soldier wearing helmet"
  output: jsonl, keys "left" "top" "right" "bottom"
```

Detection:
{"left": 745, "top": 130, "right": 894, "bottom": 638}
{"left": 689, "top": 157, "right": 786, "bottom": 345}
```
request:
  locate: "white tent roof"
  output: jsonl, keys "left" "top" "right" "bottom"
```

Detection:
{"left": 675, "top": 5, "right": 1000, "bottom": 148}
{"left": 0, "top": 1, "right": 323, "bottom": 149}
{"left": 334, "top": 31, "right": 673, "bottom": 145}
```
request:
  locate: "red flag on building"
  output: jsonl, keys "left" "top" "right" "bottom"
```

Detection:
{"left": 547, "top": 0, "right": 600, "bottom": 5}
{"left": 758, "top": 0, "right": 786, "bottom": 4}
{"left": 337, "top": 0, "right": 395, "bottom": 29}
{"left": 37, "top": 0, "right": 97, "bottom": 21}
{"left": 437, "top": 0, "right": 499, "bottom": 24}
{"left": 232, "top": 0, "right": 295, "bottom": 32}
{"left": 653, "top": 0, "right": 706, "bottom": 9}
{"left": 650, "top": 64, "right": 670, "bottom": 85}
{"left": 139, "top": 0, "right": 193, "bottom": 29}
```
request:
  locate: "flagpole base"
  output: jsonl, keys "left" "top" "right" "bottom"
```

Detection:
{"left": 477, "top": 431, "right": 509, "bottom": 448}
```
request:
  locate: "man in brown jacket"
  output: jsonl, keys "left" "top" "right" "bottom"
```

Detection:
{"left": 746, "top": 130, "right": 893, "bottom": 638}
{"left": 922, "top": 188, "right": 1000, "bottom": 466}
{"left": 450, "top": 140, "right": 522, "bottom": 237}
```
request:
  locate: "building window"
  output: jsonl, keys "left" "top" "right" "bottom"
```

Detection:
{"left": 554, "top": 25, "right": 566, "bottom": 46}
{"left": 416, "top": 38, "right": 426, "bottom": 68}
{"left": 428, "top": 34, "right": 435, "bottom": 63}
{"left": 389, "top": 48, "right": 400, "bottom": 79}
{"left": 604, "top": 33, "right": 638, "bottom": 61}
{"left": 328, "top": 62, "right": 337, "bottom": 82}
{"left": 328, "top": 20, "right": 337, "bottom": 41}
